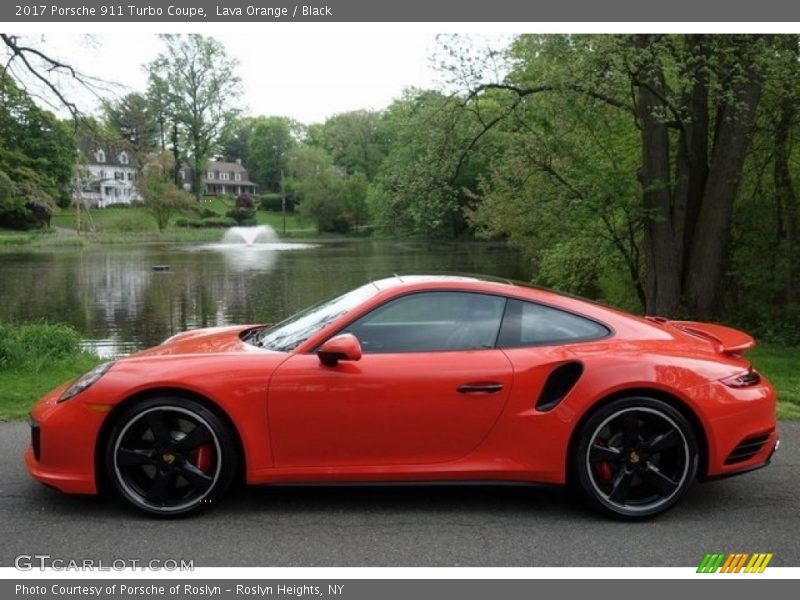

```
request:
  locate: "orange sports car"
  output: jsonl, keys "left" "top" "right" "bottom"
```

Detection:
{"left": 25, "top": 275, "right": 778, "bottom": 519}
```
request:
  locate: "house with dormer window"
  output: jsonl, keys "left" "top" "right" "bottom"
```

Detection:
{"left": 74, "top": 139, "right": 140, "bottom": 207}
{"left": 180, "top": 159, "right": 257, "bottom": 197}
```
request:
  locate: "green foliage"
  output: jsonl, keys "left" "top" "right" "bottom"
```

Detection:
{"left": 0, "top": 323, "right": 82, "bottom": 369}
{"left": 226, "top": 207, "right": 256, "bottom": 225}
{"left": 103, "top": 92, "right": 158, "bottom": 158}
{"left": 748, "top": 345, "right": 800, "bottom": 419}
{"left": 147, "top": 35, "right": 241, "bottom": 199}
{"left": 319, "top": 110, "right": 387, "bottom": 178}
{"left": 0, "top": 323, "right": 100, "bottom": 420}
{"left": 287, "top": 146, "right": 366, "bottom": 233}
{"left": 137, "top": 156, "right": 194, "bottom": 231}
{"left": 367, "top": 90, "right": 477, "bottom": 237}
{"left": 248, "top": 116, "right": 296, "bottom": 192}
{"left": 256, "top": 193, "right": 291, "bottom": 212}
{"left": 0, "top": 69, "right": 75, "bottom": 224}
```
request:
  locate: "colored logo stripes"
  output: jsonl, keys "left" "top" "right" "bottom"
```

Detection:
{"left": 697, "top": 553, "right": 773, "bottom": 573}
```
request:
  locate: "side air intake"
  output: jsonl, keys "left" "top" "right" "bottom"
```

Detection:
{"left": 536, "top": 361, "right": 584, "bottom": 412}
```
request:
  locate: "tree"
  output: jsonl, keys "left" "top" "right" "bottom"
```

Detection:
{"left": 248, "top": 116, "right": 296, "bottom": 192}
{"left": 367, "top": 90, "right": 479, "bottom": 237}
{"left": 452, "top": 34, "right": 785, "bottom": 318}
{"left": 136, "top": 152, "right": 192, "bottom": 231}
{"left": 1, "top": 34, "right": 109, "bottom": 121}
{"left": 0, "top": 68, "right": 75, "bottom": 226}
{"left": 103, "top": 92, "right": 158, "bottom": 160}
{"left": 220, "top": 116, "right": 258, "bottom": 166}
{"left": 321, "top": 110, "right": 386, "bottom": 179}
{"left": 287, "top": 146, "right": 353, "bottom": 233}
{"left": 147, "top": 34, "right": 241, "bottom": 200}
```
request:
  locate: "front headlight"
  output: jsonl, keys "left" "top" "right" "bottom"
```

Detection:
{"left": 58, "top": 361, "right": 115, "bottom": 402}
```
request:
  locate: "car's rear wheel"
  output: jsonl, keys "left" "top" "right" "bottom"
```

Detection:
{"left": 573, "top": 397, "right": 698, "bottom": 519}
{"left": 105, "top": 397, "right": 237, "bottom": 516}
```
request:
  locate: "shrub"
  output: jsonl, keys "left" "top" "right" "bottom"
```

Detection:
{"left": 257, "top": 193, "right": 293, "bottom": 212}
{"left": 235, "top": 193, "right": 254, "bottom": 209}
{"left": 0, "top": 323, "right": 83, "bottom": 369}
{"left": 202, "top": 217, "right": 236, "bottom": 228}
{"left": 226, "top": 207, "right": 256, "bottom": 225}
{"left": 193, "top": 206, "right": 219, "bottom": 219}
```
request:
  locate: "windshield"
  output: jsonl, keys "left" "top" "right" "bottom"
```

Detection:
{"left": 247, "top": 282, "right": 379, "bottom": 352}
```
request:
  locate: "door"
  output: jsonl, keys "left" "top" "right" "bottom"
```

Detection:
{"left": 268, "top": 291, "right": 514, "bottom": 468}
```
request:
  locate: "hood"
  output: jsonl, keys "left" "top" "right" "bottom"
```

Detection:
{"left": 131, "top": 325, "right": 264, "bottom": 357}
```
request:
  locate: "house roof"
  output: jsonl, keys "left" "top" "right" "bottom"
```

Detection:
{"left": 207, "top": 161, "right": 248, "bottom": 172}
{"left": 77, "top": 138, "right": 135, "bottom": 167}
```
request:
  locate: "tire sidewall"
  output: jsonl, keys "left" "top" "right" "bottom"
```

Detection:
{"left": 573, "top": 396, "right": 699, "bottom": 520}
{"left": 104, "top": 396, "right": 237, "bottom": 517}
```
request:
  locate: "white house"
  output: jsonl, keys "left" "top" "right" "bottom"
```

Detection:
{"left": 74, "top": 140, "right": 140, "bottom": 208}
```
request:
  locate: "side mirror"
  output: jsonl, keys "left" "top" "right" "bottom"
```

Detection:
{"left": 317, "top": 333, "right": 362, "bottom": 367}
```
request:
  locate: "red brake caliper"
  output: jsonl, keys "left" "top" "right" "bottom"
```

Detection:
{"left": 192, "top": 444, "right": 213, "bottom": 472}
{"left": 593, "top": 461, "right": 612, "bottom": 483}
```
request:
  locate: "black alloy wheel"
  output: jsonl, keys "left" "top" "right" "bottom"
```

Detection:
{"left": 573, "top": 397, "right": 698, "bottom": 519}
{"left": 105, "top": 397, "right": 237, "bottom": 516}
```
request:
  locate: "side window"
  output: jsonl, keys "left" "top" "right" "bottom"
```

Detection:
{"left": 498, "top": 299, "right": 609, "bottom": 347}
{"left": 346, "top": 292, "right": 506, "bottom": 353}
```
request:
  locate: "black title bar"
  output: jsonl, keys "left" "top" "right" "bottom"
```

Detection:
{"left": 4, "top": 0, "right": 800, "bottom": 22}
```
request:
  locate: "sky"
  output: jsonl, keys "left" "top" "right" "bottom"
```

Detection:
{"left": 17, "top": 33, "right": 450, "bottom": 124}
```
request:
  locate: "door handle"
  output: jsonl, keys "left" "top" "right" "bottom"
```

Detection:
{"left": 457, "top": 382, "right": 504, "bottom": 394}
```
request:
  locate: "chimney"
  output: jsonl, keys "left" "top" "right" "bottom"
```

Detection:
{"left": 236, "top": 158, "right": 242, "bottom": 165}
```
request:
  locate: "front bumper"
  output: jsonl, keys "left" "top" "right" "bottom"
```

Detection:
{"left": 24, "top": 384, "right": 106, "bottom": 495}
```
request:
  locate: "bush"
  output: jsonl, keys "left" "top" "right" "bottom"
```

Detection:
{"left": 192, "top": 206, "right": 219, "bottom": 219}
{"left": 202, "top": 217, "right": 236, "bottom": 228}
{"left": 257, "top": 193, "right": 294, "bottom": 212}
{"left": 0, "top": 323, "right": 83, "bottom": 369}
{"left": 235, "top": 193, "right": 254, "bottom": 209}
{"left": 226, "top": 207, "right": 256, "bottom": 225}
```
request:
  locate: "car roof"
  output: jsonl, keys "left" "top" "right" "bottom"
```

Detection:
{"left": 370, "top": 273, "right": 517, "bottom": 291}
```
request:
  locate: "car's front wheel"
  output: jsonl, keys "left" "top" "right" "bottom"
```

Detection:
{"left": 105, "top": 397, "right": 237, "bottom": 516}
{"left": 573, "top": 397, "right": 698, "bottom": 519}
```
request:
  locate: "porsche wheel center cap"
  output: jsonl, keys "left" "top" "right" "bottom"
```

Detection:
{"left": 162, "top": 452, "right": 176, "bottom": 465}
{"left": 628, "top": 450, "right": 640, "bottom": 465}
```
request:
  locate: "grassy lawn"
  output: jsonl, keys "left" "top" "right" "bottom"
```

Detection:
{"left": 0, "top": 354, "right": 100, "bottom": 421}
{"left": 1, "top": 206, "right": 319, "bottom": 248}
{"left": 748, "top": 345, "right": 800, "bottom": 420}
{"left": 50, "top": 201, "right": 312, "bottom": 235}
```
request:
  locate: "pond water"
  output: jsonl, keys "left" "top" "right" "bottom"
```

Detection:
{"left": 0, "top": 239, "right": 529, "bottom": 356}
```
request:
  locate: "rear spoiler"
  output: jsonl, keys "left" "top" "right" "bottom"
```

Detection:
{"left": 645, "top": 317, "right": 756, "bottom": 355}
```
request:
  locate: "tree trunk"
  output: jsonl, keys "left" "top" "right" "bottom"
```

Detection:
{"left": 635, "top": 38, "right": 682, "bottom": 316}
{"left": 674, "top": 36, "right": 710, "bottom": 282}
{"left": 684, "top": 57, "right": 762, "bottom": 318}
{"left": 775, "top": 95, "right": 800, "bottom": 304}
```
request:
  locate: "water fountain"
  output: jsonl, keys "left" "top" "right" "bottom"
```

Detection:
{"left": 189, "top": 224, "right": 317, "bottom": 271}
{"left": 221, "top": 225, "right": 279, "bottom": 245}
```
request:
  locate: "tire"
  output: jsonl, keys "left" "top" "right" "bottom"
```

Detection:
{"left": 572, "top": 397, "right": 698, "bottom": 520}
{"left": 105, "top": 396, "right": 238, "bottom": 516}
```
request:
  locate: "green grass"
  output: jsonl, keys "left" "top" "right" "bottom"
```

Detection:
{"left": 0, "top": 354, "right": 100, "bottom": 420}
{"left": 748, "top": 345, "right": 800, "bottom": 420}
{"left": 50, "top": 201, "right": 311, "bottom": 235}
{"left": 0, "top": 323, "right": 101, "bottom": 420}
{"left": 1, "top": 204, "right": 321, "bottom": 248}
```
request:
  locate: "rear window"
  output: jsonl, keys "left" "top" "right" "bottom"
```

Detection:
{"left": 498, "top": 299, "right": 610, "bottom": 347}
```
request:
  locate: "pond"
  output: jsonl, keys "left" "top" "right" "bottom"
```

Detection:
{"left": 0, "top": 238, "right": 529, "bottom": 356}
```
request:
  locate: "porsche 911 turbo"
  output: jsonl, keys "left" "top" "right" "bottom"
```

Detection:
{"left": 25, "top": 275, "right": 778, "bottom": 519}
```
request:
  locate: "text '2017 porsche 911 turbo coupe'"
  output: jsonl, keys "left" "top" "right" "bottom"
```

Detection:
{"left": 26, "top": 275, "right": 778, "bottom": 519}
